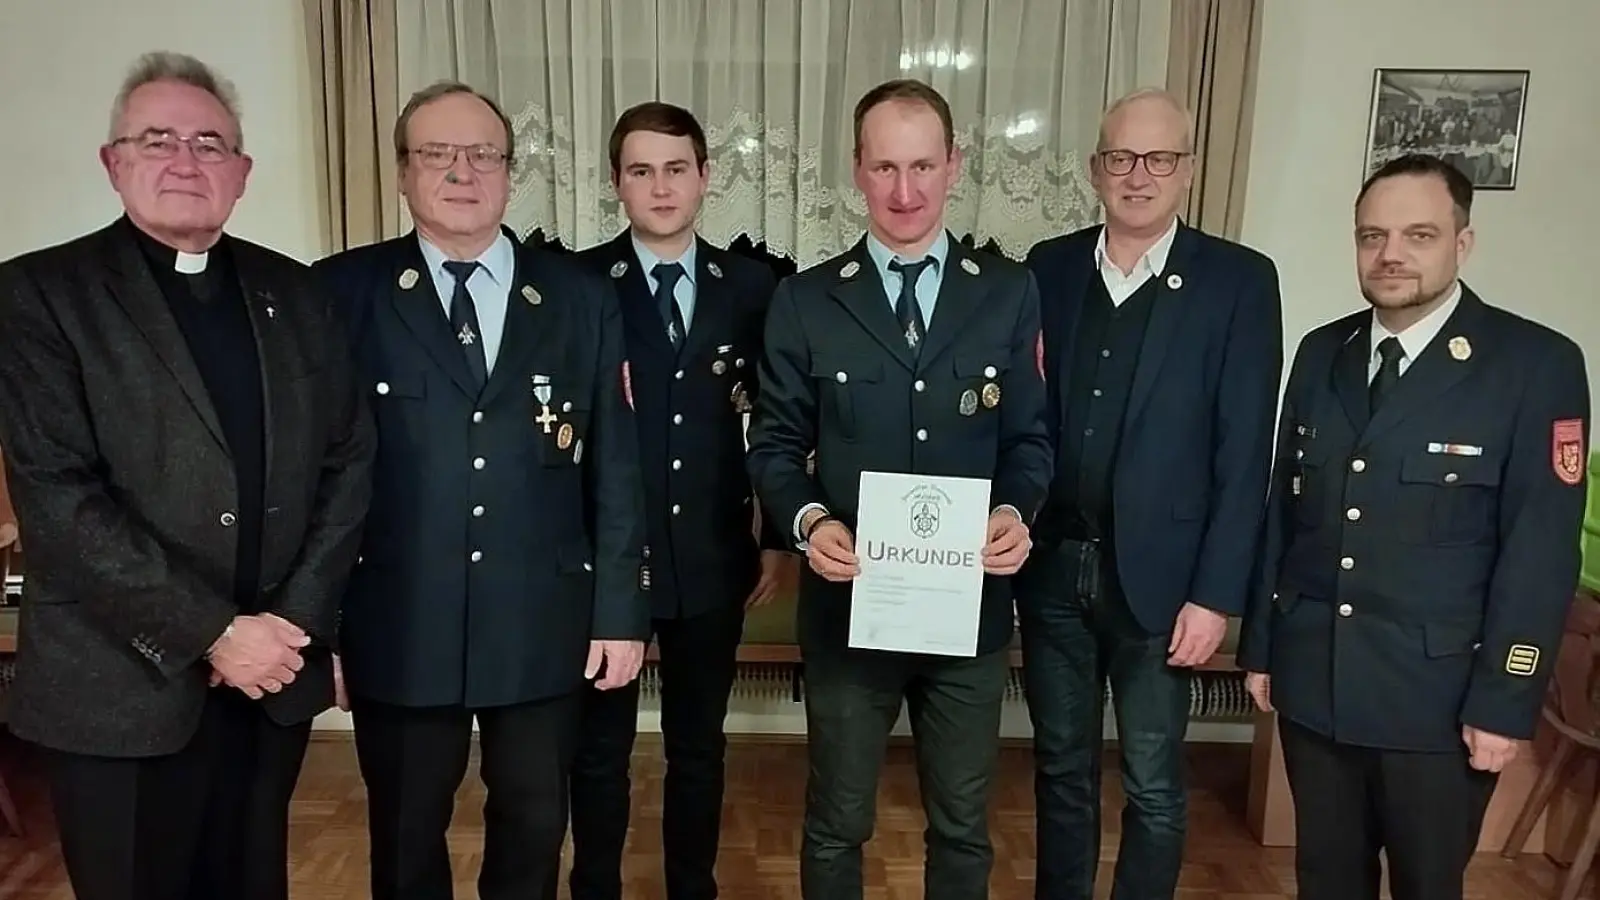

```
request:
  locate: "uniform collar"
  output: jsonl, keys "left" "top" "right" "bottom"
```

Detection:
{"left": 630, "top": 232, "right": 698, "bottom": 285}
{"left": 1371, "top": 280, "right": 1461, "bottom": 364}
{"left": 416, "top": 229, "right": 515, "bottom": 285}
{"left": 864, "top": 228, "right": 950, "bottom": 277}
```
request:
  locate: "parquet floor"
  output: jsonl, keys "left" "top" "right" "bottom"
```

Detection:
{"left": 0, "top": 733, "right": 1579, "bottom": 898}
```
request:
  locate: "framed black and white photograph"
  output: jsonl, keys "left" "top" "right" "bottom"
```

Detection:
{"left": 1363, "top": 68, "right": 1529, "bottom": 190}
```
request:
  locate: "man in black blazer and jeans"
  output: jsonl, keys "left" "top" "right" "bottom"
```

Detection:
{"left": 0, "top": 52, "right": 375, "bottom": 900}
{"left": 1017, "top": 88, "right": 1283, "bottom": 899}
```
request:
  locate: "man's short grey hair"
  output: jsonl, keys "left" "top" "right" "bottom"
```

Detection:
{"left": 1097, "top": 87, "right": 1195, "bottom": 153}
{"left": 108, "top": 51, "right": 244, "bottom": 149}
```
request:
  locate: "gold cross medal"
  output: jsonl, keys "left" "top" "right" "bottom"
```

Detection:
{"left": 531, "top": 376, "right": 558, "bottom": 432}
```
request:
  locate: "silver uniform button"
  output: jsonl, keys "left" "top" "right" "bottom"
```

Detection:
{"left": 914, "top": 379, "right": 925, "bottom": 391}
{"left": 671, "top": 504, "right": 681, "bottom": 515}
{"left": 984, "top": 365, "right": 997, "bottom": 378}
{"left": 473, "top": 411, "right": 484, "bottom": 423}
{"left": 473, "top": 457, "right": 486, "bottom": 470}
{"left": 1337, "top": 603, "right": 1353, "bottom": 617}
{"left": 916, "top": 428, "right": 928, "bottom": 441}
{"left": 1350, "top": 459, "right": 1365, "bottom": 473}
{"left": 376, "top": 381, "right": 390, "bottom": 395}
{"left": 219, "top": 511, "right": 236, "bottom": 527}
{"left": 470, "top": 550, "right": 483, "bottom": 562}
{"left": 835, "top": 371, "right": 848, "bottom": 384}
{"left": 673, "top": 413, "right": 683, "bottom": 425}
{"left": 675, "top": 369, "right": 685, "bottom": 380}
{"left": 1444, "top": 472, "right": 1459, "bottom": 483}
{"left": 1346, "top": 507, "right": 1361, "bottom": 521}
{"left": 672, "top": 459, "right": 682, "bottom": 470}
{"left": 472, "top": 505, "right": 485, "bottom": 517}
{"left": 1340, "top": 556, "right": 1354, "bottom": 570}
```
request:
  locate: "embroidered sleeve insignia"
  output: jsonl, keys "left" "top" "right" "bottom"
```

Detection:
{"left": 1553, "top": 418, "right": 1586, "bottom": 486}
{"left": 1035, "top": 330, "right": 1045, "bottom": 380}
{"left": 1505, "top": 644, "right": 1540, "bottom": 676}
{"left": 622, "top": 360, "right": 634, "bottom": 410}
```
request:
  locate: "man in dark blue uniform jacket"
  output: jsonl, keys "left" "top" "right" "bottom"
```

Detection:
{"left": 1017, "top": 89, "right": 1283, "bottom": 900}
{"left": 1239, "top": 154, "right": 1590, "bottom": 900}
{"left": 314, "top": 81, "right": 650, "bottom": 900}
{"left": 562, "top": 101, "right": 796, "bottom": 900}
{"left": 746, "top": 79, "right": 1052, "bottom": 900}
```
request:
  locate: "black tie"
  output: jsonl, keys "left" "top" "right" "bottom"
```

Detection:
{"left": 888, "top": 257, "right": 933, "bottom": 351}
{"left": 652, "top": 262, "right": 687, "bottom": 350}
{"left": 1370, "top": 336, "right": 1404, "bottom": 411}
{"left": 443, "top": 260, "right": 488, "bottom": 389}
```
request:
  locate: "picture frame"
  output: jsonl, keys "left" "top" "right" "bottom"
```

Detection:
{"left": 1362, "top": 67, "right": 1529, "bottom": 190}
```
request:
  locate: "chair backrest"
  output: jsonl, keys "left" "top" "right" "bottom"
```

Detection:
{"left": 1550, "top": 591, "right": 1600, "bottom": 739}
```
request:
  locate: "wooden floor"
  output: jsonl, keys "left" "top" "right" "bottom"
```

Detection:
{"left": 0, "top": 732, "right": 1579, "bottom": 898}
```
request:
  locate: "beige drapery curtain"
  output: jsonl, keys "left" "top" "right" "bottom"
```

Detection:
{"left": 302, "top": 0, "right": 404, "bottom": 256}
{"left": 1166, "top": 0, "right": 1263, "bottom": 239}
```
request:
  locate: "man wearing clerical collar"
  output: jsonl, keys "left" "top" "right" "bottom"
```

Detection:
{"left": 0, "top": 51, "right": 375, "bottom": 900}
{"left": 315, "top": 81, "right": 649, "bottom": 900}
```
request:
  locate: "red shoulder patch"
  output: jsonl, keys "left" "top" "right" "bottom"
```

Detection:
{"left": 1553, "top": 418, "right": 1585, "bottom": 485}
{"left": 1035, "top": 330, "right": 1045, "bottom": 380}
{"left": 621, "top": 360, "right": 634, "bottom": 410}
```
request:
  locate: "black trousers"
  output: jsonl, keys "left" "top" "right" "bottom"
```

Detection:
{"left": 564, "top": 603, "right": 746, "bottom": 900}
{"left": 351, "top": 691, "right": 581, "bottom": 900}
{"left": 48, "top": 686, "right": 312, "bottom": 900}
{"left": 1015, "top": 538, "right": 1192, "bottom": 900}
{"left": 1279, "top": 717, "right": 1499, "bottom": 900}
{"left": 800, "top": 646, "right": 1009, "bottom": 900}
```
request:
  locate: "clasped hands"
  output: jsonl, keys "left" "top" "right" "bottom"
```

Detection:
{"left": 805, "top": 507, "right": 1032, "bottom": 581}
{"left": 206, "top": 613, "right": 310, "bottom": 699}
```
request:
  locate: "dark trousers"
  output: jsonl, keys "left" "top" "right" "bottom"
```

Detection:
{"left": 47, "top": 686, "right": 312, "bottom": 900}
{"left": 1279, "top": 717, "right": 1498, "bottom": 900}
{"left": 564, "top": 604, "right": 746, "bottom": 900}
{"left": 1015, "top": 539, "right": 1192, "bottom": 900}
{"left": 351, "top": 691, "right": 581, "bottom": 900}
{"left": 800, "top": 646, "right": 1009, "bottom": 900}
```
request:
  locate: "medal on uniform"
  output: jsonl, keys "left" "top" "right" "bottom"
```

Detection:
{"left": 399, "top": 268, "right": 419, "bottom": 290}
{"left": 522, "top": 284, "right": 541, "bottom": 306}
{"left": 610, "top": 260, "right": 628, "bottom": 278}
{"left": 981, "top": 382, "right": 1001, "bottom": 408}
{"left": 532, "top": 376, "right": 557, "bottom": 433}
{"left": 557, "top": 421, "right": 574, "bottom": 450}
{"left": 712, "top": 360, "right": 727, "bottom": 375}
{"left": 573, "top": 438, "right": 584, "bottom": 464}
{"left": 1448, "top": 335, "right": 1472, "bottom": 361}
{"left": 731, "top": 381, "right": 752, "bottom": 412}
{"left": 961, "top": 257, "right": 980, "bottom": 275}
{"left": 707, "top": 261, "right": 723, "bottom": 279}
{"left": 959, "top": 388, "right": 978, "bottom": 416}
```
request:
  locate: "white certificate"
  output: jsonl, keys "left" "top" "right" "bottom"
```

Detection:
{"left": 848, "top": 470, "right": 991, "bottom": 657}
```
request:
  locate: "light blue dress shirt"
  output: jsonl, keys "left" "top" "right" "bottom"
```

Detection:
{"left": 417, "top": 230, "right": 515, "bottom": 372}
{"left": 631, "top": 233, "right": 698, "bottom": 333}
{"left": 864, "top": 228, "right": 949, "bottom": 327}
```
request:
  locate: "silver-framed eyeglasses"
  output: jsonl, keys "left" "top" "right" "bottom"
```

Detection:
{"left": 1096, "top": 149, "right": 1190, "bottom": 177}
{"left": 111, "top": 129, "right": 238, "bottom": 164}
{"left": 408, "top": 142, "right": 510, "bottom": 173}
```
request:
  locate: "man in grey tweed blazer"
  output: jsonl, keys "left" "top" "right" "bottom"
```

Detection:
{"left": 0, "top": 52, "right": 374, "bottom": 900}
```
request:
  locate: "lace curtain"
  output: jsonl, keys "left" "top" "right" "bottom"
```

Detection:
{"left": 395, "top": 0, "right": 1166, "bottom": 263}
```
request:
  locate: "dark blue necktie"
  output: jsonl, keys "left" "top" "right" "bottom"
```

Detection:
{"left": 888, "top": 257, "right": 933, "bottom": 351}
{"left": 653, "top": 262, "right": 687, "bottom": 350}
{"left": 443, "top": 260, "right": 487, "bottom": 388}
{"left": 1370, "top": 336, "right": 1404, "bottom": 411}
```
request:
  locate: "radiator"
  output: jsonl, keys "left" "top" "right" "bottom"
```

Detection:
{"left": 635, "top": 660, "right": 1257, "bottom": 722}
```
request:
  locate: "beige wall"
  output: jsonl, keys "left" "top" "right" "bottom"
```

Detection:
{"left": 1241, "top": 0, "right": 1600, "bottom": 430}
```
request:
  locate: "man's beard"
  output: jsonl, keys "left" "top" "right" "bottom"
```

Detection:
{"left": 1360, "top": 272, "right": 1454, "bottom": 311}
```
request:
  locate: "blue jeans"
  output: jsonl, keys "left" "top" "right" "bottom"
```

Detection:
{"left": 1016, "top": 539, "right": 1191, "bottom": 900}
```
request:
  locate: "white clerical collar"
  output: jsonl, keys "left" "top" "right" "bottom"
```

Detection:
{"left": 174, "top": 250, "right": 208, "bottom": 274}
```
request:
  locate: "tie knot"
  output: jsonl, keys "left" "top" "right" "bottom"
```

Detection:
{"left": 653, "top": 261, "right": 685, "bottom": 287}
{"left": 889, "top": 257, "right": 933, "bottom": 283}
{"left": 1377, "top": 335, "right": 1404, "bottom": 363}
{"left": 443, "top": 260, "right": 478, "bottom": 284}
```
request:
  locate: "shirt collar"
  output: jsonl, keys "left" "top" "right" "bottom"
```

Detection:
{"left": 1094, "top": 216, "right": 1179, "bottom": 278}
{"left": 864, "top": 228, "right": 950, "bottom": 279}
{"left": 416, "top": 230, "right": 515, "bottom": 286}
{"left": 1371, "top": 280, "right": 1462, "bottom": 363}
{"left": 630, "top": 233, "right": 698, "bottom": 285}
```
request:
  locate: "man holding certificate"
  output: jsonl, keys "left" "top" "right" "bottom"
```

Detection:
{"left": 745, "top": 79, "right": 1053, "bottom": 900}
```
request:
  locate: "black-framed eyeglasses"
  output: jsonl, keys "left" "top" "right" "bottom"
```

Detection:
{"left": 1096, "top": 149, "right": 1190, "bottom": 177}
{"left": 408, "top": 142, "right": 511, "bottom": 173}
{"left": 110, "top": 129, "right": 238, "bottom": 164}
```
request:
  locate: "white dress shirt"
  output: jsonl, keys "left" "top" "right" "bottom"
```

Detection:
{"left": 1094, "top": 216, "right": 1179, "bottom": 306}
{"left": 1369, "top": 281, "right": 1462, "bottom": 381}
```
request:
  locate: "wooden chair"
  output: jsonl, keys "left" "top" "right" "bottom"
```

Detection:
{"left": 1501, "top": 591, "right": 1600, "bottom": 900}
{"left": 0, "top": 449, "right": 23, "bottom": 837}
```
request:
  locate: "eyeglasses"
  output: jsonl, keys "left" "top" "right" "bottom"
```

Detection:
{"left": 408, "top": 142, "right": 511, "bottom": 173}
{"left": 1096, "top": 149, "right": 1190, "bottom": 177}
{"left": 111, "top": 129, "right": 238, "bottom": 164}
